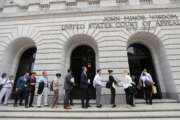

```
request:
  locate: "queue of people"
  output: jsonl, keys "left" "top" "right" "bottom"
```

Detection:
{"left": 0, "top": 67, "right": 156, "bottom": 109}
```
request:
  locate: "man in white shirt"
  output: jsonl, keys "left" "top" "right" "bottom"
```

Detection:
{"left": 37, "top": 71, "right": 49, "bottom": 107}
{"left": 140, "top": 69, "right": 154, "bottom": 105}
{"left": 0, "top": 74, "right": 13, "bottom": 105}
{"left": 93, "top": 69, "right": 103, "bottom": 108}
{"left": 122, "top": 70, "right": 135, "bottom": 107}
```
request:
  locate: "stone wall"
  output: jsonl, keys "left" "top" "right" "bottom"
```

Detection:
{"left": 0, "top": 0, "right": 180, "bottom": 102}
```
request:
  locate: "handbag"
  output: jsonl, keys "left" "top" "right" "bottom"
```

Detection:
{"left": 106, "top": 81, "right": 110, "bottom": 88}
{"left": 152, "top": 85, "right": 157, "bottom": 94}
{"left": 145, "top": 80, "right": 153, "bottom": 86}
{"left": 0, "top": 84, "right": 3, "bottom": 91}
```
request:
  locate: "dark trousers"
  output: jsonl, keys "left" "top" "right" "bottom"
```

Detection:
{"left": 144, "top": 86, "right": 152, "bottom": 104}
{"left": 69, "top": 90, "right": 73, "bottom": 105}
{"left": 14, "top": 89, "right": 25, "bottom": 105}
{"left": 64, "top": 89, "right": 71, "bottom": 107}
{"left": 81, "top": 88, "right": 89, "bottom": 108}
{"left": 25, "top": 90, "right": 35, "bottom": 107}
{"left": 124, "top": 87, "right": 134, "bottom": 106}
{"left": 110, "top": 87, "right": 116, "bottom": 105}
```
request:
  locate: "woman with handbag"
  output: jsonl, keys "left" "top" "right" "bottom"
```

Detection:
{"left": 107, "top": 70, "right": 117, "bottom": 108}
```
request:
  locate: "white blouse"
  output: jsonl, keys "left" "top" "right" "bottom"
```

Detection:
{"left": 93, "top": 74, "right": 103, "bottom": 86}
{"left": 122, "top": 75, "right": 133, "bottom": 89}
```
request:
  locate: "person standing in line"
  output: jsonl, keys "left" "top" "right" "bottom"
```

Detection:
{"left": 64, "top": 69, "right": 74, "bottom": 109}
{"left": 80, "top": 66, "right": 90, "bottom": 108}
{"left": 51, "top": 73, "right": 61, "bottom": 108}
{"left": 93, "top": 69, "right": 103, "bottom": 108}
{"left": 140, "top": 69, "right": 154, "bottom": 105}
{"left": 69, "top": 81, "right": 74, "bottom": 106}
{"left": 37, "top": 71, "right": 49, "bottom": 107}
{"left": 0, "top": 73, "right": 3, "bottom": 91}
{"left": 14, "top": 73, "right": 29, "bottom": 107}
{"left": 0, "top": 73, "right": 7, "bottom": 92}
{"left": 108, "top": 70, "right": 117, "bottom": 108}
{"left": 122, "top": 70, "right": 135, "bottom": 107}
{"left": 0, "top": 74, "right": 14, "bottom": 105}
{"left": 36, "top": 77, "right": 44, "bottom": 108}
{"left": 24, "top": 72, "right": 36, "bottom": 108}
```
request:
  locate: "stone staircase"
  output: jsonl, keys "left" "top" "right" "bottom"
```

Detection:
{"left": 0, "top": 100, "right": 180, "bottom": 120}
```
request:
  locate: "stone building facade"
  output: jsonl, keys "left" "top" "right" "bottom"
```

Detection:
{"left": 0, "top": 0, "right": 180, "bottom": 103}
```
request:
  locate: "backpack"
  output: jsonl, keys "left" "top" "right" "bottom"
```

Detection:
{"left": 37, "top": 81, "right": 44, "bottom": 94}
{"left": 145, "top": 80, "right": 153, "bottom": 86}
{"left": 50, "top": 81, "right": 53, "bottom": 91}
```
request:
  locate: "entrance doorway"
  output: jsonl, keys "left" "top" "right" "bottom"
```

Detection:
{"left": 70, "top": 45, "right": 96, "bottom": 99}
{"left": 14, "top": 47, "right": 37, "bottom": 89}
{"left": 127, "top": 43, "right": 162, "bottom": 99}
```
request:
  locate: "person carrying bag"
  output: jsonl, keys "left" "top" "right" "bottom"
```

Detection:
{"left": 140, "top": 69, "right": 154, "bottom": 105}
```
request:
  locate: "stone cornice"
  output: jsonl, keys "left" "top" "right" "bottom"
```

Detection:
{"left": 0, "top": 3, "right": 180, "bottom": 21}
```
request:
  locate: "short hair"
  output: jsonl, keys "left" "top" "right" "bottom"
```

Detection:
{"left": 143, "top": 69, "right": 147, "bottom": 72}
{"left": 108, "top": 69, "right": 113, "bottom": 73}
{"left": 1, "top": 73, "right": 7, "bottom": 79}
{"left": 82, "top": 66, "right": 86, "bottom": 71}
{"left": 29, "top": 72, "right": 36, "bottom": 76}
{"left": 56, "top": 73, "right": 61, "bottom": 77}
{"left": 67, "top": 69, "right": 71, "bottom": 73}
{"left": 97, "top": 69, "right": 101, "bottom": 73}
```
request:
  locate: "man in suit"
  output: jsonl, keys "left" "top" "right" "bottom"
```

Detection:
{"left": 80, "top": 66, "right": 90, "bottom": 108}
{"left": 24, "top": 72, "right": 36, "bottom": 108}
{"left": 64, "top": 69, "right": 73, "bottom": 109}
{"left": 14, "top": 73, "right": 29, "bottom": 107}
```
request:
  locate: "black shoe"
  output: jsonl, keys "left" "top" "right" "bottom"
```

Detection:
{"left": 112, "top": 104, "right": 116, "bottom": 108}
{"left": 29, "top": 105, "right": 34, "bottom": 107}
{"left": 64, "top": 106, "right": 72, "bottom": 109}
{"left": 131, "top": 104, "right": 136, "bottom": 107}
{"left": 19, "top": 103, "right": 24, "bottom": 106}
{"left": 70, "top": 103, "right": 74, "bottom": 106}
{"left": 37, "top": 106, "right": 42, "bottom": 108}
{"left": 82, "top": 106, "right": 88, "bottom": 109}
{"left": 87, "top": 105, "right": 91, "bottom": 107}
{"left": 25, "top": 106, "right": 28, "bottom": 108}
{"left": 96, "top": 104, "right": 102, "bottom": 108}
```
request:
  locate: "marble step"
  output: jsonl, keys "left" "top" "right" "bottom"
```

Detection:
{"left": 0, "top": 111, "right": 180, "bottom": 119}
{"left": 0, "top": 103, "right": 180, "bottom": 119}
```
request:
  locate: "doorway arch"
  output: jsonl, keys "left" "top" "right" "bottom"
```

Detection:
{"left": 71, "top": 45, "right": 96, "bottom": 87}
{"left": 127, "top": 32, "right": 178, "bottom": 99}
{"left": 65, "top": 34, "right": 98, "bottom": 99}
{"left": 15, "top": 47, "right": 37, "bottom": 80}
{"left": 0, "top": 37, "right": 36, "bottom": 91}
{"left": 128, "top": 43, "right": 161, "bottom": 98}
{"left": 70, "top": 45, "right": 96, "bottom": 99}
